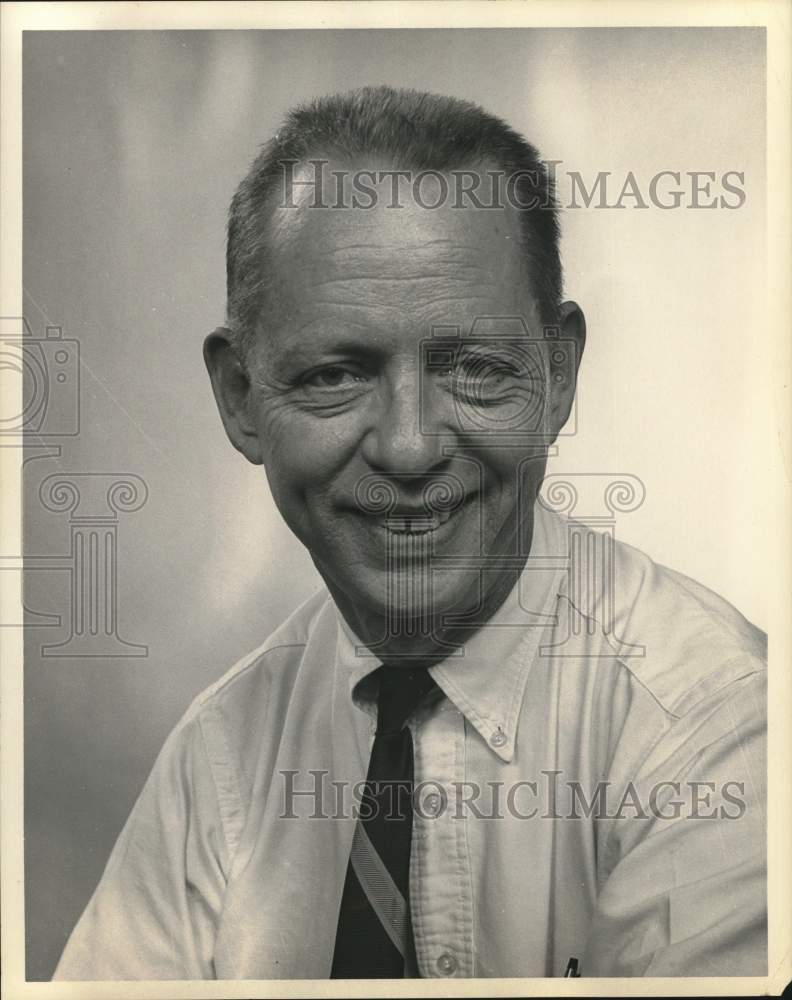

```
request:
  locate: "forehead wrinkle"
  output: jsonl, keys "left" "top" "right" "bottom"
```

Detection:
{"left": 293, "top": 237, "right": 501, "bottom": 264}
{"left": 270, "top": 254, "right": 532, "bottom": 332}
{"left": 309, "top": 238, "right": 504, "bottom": 256}
{"left": 288, "top": 277, "right": 519, "bottom": 323}
{"left": 287, "top": 288, "right": 532, "bottom": 335}
{"left": 305, "top": 270, "right": 496, "bottom": 290}
{"left": 296, "top": 245, "right": 516, "bottom": 292}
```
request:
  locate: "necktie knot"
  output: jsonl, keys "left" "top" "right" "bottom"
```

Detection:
{"left": 376, "top": 666, "right": 437, "bottom": 734}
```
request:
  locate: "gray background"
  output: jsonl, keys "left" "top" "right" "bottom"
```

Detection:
{"left": 22, "top": 28, "right": 766, "bottom": 979}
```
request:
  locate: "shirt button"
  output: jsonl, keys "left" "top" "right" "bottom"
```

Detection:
{"left": 436, "top": 952, "right": 457, "bottom": 976}
{"left": 489, "top": 729, "right": 507, "bottom": 748}
{"left": 424, "top": 793, "right": 441, "bottom": 816}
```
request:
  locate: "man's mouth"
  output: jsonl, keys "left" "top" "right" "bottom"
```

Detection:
{"left": 381, "top": 510, "right": 455, "bottom": 535}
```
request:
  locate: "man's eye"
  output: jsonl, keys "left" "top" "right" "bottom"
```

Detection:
{"left": 303, "top": 366, "right": 368, "bottom": 389}
{"left": 442, "top": 358, "right": 521, "bottom": 395}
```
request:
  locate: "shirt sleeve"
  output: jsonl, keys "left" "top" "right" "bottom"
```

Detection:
{"left": 52, "top": 706, "right": 232, "bottom": 981}
{"left": 583, "top": 667, "right": 767, "bottom": 977}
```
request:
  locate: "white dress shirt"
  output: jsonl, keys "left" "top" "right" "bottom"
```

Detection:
{"left": 54, "top": 502, "right": 767, "bottom": 980}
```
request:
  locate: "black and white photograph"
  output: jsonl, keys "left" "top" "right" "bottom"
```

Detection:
{"left": 1, "top": 2, "right": 790, "bottom": 997}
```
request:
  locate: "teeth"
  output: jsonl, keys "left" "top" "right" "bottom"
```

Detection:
{"left": 387, "top": 516, "right": 436, "bottom": 534}
{"left": 382, "top": 510, "right": 453, "bottom": 534}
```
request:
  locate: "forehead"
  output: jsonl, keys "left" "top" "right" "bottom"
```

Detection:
{"left": 265, "top": 160, "right": 536, "bottom": 327}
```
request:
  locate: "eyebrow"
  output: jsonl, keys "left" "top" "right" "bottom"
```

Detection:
{"left": 269, "top": 327, "right": 388, "bottom": 369}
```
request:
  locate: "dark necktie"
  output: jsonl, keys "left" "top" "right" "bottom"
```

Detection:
{"left": 331, "top": 665, "right": 437, "bottom": 978}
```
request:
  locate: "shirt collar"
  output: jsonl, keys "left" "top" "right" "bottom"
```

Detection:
{"left": 333, "top": 500, "right": 566, "bottom": 762}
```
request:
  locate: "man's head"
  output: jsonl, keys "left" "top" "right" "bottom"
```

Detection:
{"left": 205, "top": 86, "right": 585, "bottom": 656}
{"left": 225, "top": 85, "right": 564, "bottom": 353}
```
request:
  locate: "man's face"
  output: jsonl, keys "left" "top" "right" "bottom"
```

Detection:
{"left": 208, "top": 166, "right": 581, "bottom": 634}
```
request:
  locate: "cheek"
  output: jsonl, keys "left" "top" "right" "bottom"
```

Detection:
{"left": 476, "top": 450, "right": 547, "bottom": 499}
{"left": 256, "top": 403, "right": 362, "bottom": 502}
{"left": 259, "top": 437, "right": 333, "bottom": 549}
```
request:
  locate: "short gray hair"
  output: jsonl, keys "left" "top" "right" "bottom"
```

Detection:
{"left": 226, "top": 85, "right": 562, "bottom": 350}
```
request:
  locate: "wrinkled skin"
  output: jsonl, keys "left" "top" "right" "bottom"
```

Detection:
{"left": 205, "top": 165, "right": 585, "bottom": 664}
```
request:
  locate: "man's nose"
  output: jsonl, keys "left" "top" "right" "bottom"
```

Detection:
{"left": 360, "top": 371, "right": 448, "bottom": 475}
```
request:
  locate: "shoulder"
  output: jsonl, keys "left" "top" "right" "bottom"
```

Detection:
{"left": 605, "top": 530, "right": 766, "bottom": 718}
{"left": 539, "top": 504, "right": 766, "bottom": 720}
{"left": 181, "top": 585, "right": 332, "bottom": 726}
{"left": 156, "top": 585, "right": 333, "bottom": 771}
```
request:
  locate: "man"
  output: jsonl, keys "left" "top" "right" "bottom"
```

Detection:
{"left": 54, "top": 86, "right": 766, "bottom": 980}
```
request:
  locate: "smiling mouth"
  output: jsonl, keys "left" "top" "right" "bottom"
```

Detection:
{"left": 380, "top": 513, "right": 451, "bottom": 535}
{"left": 379, "top": 508, "right": 457, "bottom": 535}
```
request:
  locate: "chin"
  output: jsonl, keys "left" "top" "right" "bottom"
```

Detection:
{"left": 349, "top": 565, "right": 480, "bottom": 623}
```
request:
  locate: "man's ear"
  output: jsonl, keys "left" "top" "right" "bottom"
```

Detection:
{"left": 547, "top": 300, "right": 586, "bottom": 440}
{"left": 203, "top": 327, "right": 264, "bottom": 465}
